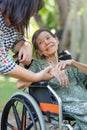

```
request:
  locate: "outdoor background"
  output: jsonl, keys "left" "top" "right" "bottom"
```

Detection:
{"left": 0, "top": 0, "right": 87, "bottom": 113}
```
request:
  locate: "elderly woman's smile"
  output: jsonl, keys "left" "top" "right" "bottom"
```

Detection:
{"left": 36, "top": 31, "right": 59, "bottom": 56}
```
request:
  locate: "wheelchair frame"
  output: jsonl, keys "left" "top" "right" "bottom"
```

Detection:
{"left": 47, "top": 84, "right": 73, "bottom": 130}
{"left": 1, "top": 81, "right": 75, "bottom": 130}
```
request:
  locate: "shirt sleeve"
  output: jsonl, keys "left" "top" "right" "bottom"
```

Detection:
{"left": 0, "top": 14, "right": 25, "bottom": 75}
{"left": 0, "top": 32, "right": 17, "bottom": 75}
{"left": 0, "top": 52, "right": 17, "bottom": 75}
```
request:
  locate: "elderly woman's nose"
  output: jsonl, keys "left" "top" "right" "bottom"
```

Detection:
{"left": 44, "top": 39, "right": 49, "bottom": 44}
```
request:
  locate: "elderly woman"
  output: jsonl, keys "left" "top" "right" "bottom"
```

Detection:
{"left": 17, "top": 29, "right": 87, "bottom": 130}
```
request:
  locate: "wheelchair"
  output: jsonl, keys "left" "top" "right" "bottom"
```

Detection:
{"left": 1, "top": 50, "right": 75, "bottom": 130}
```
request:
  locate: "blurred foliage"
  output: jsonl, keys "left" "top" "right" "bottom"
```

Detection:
{"left": 39, "top": 0, "right": 60, "bottom": 30}
{"left": 29, "top": 0, "right": 87, "bottom": 63}
{"left": 29, "top": 0, "right": 60, "bottom": 38}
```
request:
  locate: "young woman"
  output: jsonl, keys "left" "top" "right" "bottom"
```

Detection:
{"left": 24, "top": 28, "right": 87, "bottom": 130}
{"left": 0, "top": 0, "right": 53, "bottom": 82}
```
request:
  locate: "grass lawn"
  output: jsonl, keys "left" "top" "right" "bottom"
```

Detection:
{"left": 0, "top": 76, "right": 19, "bottom": 112}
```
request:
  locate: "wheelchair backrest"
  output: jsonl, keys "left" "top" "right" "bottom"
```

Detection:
{"left": 59, "top": 50, "right": 72, "bottom": 60}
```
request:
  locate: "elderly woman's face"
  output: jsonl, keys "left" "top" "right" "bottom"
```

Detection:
{"left": 36, "top": 31, "right": 59, "bottom": 57}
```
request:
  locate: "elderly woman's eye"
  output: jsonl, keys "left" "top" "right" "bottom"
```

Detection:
{"left": 47, "top": 36, "right": 50, "bottom": 40}
{"left": 39, "top": 41, "right": 43, "bottom": 45}
{"left": 39, "top": 42, "right": 41, "bottom": 45}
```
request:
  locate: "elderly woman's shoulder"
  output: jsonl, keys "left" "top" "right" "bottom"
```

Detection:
{"left": 31, "top": 58, "right": 46, "bottom": 64}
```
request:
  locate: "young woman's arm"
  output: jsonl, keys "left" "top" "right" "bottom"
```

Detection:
{"left": 8, "top": 65, "right": 53, "bottom": 82}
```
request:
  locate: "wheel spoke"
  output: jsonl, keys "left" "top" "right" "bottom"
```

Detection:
{"left": 25, "top": 103, "right": 38, "bottom": 130}
{"left": 12, "top": 103, "right": 21, "bottom": 130}
{"left": 21, "top": 105, "right": 27, "bottom": 130}
{"left": 6, "top": 122, "right": 18, "bottom": 130}
{"left": 26, "top": 118, "right": 38, "bottom": 130}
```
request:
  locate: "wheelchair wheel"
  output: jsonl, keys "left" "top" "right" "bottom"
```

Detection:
{"left": 1, "top": 92, "right": 46, "bottom": 130}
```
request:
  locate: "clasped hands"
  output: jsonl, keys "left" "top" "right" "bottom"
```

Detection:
{"left": 50, "top": 60, "right": 73, "bottom": 87}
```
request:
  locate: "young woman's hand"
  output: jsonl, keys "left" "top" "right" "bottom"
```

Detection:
{"left": 36, "top": 66, "right": 53, "bottom": 81}
{"left": 18, "top": 41, "right": 32, "bottom": 65}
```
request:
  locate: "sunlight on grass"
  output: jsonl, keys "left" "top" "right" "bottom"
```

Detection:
{"left": 0, "top": 76, "right": 5, "bottom": 81}
{"left": 0, "top": 76, "right": 17, "bottom": 82}
{"left": 0, "top": 76, "right": 17, "bottom": 87}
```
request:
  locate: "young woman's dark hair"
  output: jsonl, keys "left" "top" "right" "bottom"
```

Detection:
{"left": 0, "top": 0, "right": 44, "bottom": 35}
{"left": 32, "top": 29, "right": 56, "bottom": 50}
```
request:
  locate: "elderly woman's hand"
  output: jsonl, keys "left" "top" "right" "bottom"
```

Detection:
{"left": 57, "top": 60, "right": 74, "bottom": 70}
{"left": 16, "top": 80, "right": 31, "bottom": 89}
{"left": 50, "top": 66, "right": 69, "bottom": 87}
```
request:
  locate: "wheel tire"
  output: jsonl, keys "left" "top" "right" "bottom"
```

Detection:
{"left": 1, "top": 92, "right": 46, "bottom": 130}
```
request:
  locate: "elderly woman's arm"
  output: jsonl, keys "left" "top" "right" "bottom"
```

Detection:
{"left": 58, "top": 60, "right": 87, "bottom": 75}
{"left": 72, "top": 60, "right": 87, "bottom": 75}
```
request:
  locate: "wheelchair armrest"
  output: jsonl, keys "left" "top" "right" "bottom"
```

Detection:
{"left": 30, "top": 81, "right": 48, "bottom": 87}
